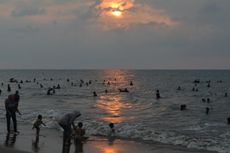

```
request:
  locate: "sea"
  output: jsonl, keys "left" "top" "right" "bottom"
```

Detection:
{"left": 0, "top": 70, "right": 229, "bottom": 153}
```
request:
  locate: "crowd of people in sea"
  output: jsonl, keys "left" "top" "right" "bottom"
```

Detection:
{"left": 0, "top": 77, "right": 229, "bottom": 153}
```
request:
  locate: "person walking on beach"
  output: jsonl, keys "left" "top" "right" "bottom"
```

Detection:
{"left": 5, "top": 91, "right": 21, "bottom": 133}
{"left": 58, "top": 111, "right": 81, "bottom": 153}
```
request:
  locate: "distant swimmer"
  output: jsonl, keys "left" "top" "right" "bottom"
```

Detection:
{"left": 207, "top": 83, "right": 211, "bottom": 88}
{"left": 0, "top": 89, "right": 2, "bottom": 95}
{"left": 227, "top": 117, "right": 230, "bottom": 124}
{"left": 130, "top": 81, "right": 133, "bottom": 86}
{"left": 207, "top": 98, "right": 210, "bottom": 103}
{"left": 18, "top": 84, "right": 21, "bottom": 89}
{"left": 1, "top": 82, "right": 3, "bottom": 86}
{"left": 202, "top": 98, "right": 206, "bottom": 102}
{"left": 206, "top": 107, "right": 210, "bottom": 115}
{"left": 67, "top": 78, "right": 70, "bottom": 82}
{"left": 156, "top": 90, "right": 161, "bottom": 99}
{"left": 224, "top": 93, "right": 228, "bottom": 97}
{"left": 105, "top": 89, "right": 108, "bottom": 94}
{"left": 119, "top": 88, "right": 129, "bottom": 93}
{"left": 177, "top": 86, "right": 181, "bottom": 90}
{"left": 7, "top": 84, "right": 11, "bottom": 92}
{"left": 40, "top": 84, "right": 43, "bottom": 88}
{"left": 57, "top": 84, "right": 61, "bottom": 89}
{"left": 93, "top": 91, "right": 97, "bottom": 97}
{"left": 180, "top": 104, "right": 186, "bottom": 111}
{"left": 192, "top": 87, "right": 195, "bottom": 91}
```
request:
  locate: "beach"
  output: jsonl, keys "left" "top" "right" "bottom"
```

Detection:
{"left": 0, "top": 124, "right": 217, "bottom": 153}
{"left": 0, "top": 70, "right": 230, "bottom": 153}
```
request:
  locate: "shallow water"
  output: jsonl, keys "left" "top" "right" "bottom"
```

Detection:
{"left": 0, "top": 70, "right": 230, "bottom": 153}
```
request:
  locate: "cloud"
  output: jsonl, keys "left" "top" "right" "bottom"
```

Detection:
{"left": 11, "top": 7, "right": 46, "bottom": 17}
{"left": 95, "top": 0, "right": 178, "bottom": 30}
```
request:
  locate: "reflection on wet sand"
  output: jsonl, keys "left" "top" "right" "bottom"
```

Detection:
{"left": 95, "top": 142, "right": 122, "bottom": 153}
{"left": 5, "top": 133, "right": 17, "bottom": 147}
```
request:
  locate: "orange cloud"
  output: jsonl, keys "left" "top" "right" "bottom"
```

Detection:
{"left": 95, "top": 0, "right": 178, "bottom": 30}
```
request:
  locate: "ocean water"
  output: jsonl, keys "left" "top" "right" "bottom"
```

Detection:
{"left": 0, "top": 70, "right": 230, "bottom": 153}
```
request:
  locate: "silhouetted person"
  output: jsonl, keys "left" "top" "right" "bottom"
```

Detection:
{"left": 18, "top": 84, "right": 21, "bottom": 89}
{"left": 40, "top": 84, "right": 43, "bottom": 88}
{"left": 5, "top": 92, "right": 21, "bottom": 133}
{"left": 58, "top": 111, "right": 81, "bottom": 153}
{"left": 202, "top": 98, "right": 206, "bottom": 102}
{"left": 32, "top": 115, "right": 46, "bottom": 136}
{"left": 73, "top": 122, "right": 86, "bottom": 153}
{"left": 119, "top": 88, "right": 129, "bottom": 93}
{"left": 180, "top": 104, "right": 186, "bottom": 111}
{"left": 0, "top": 89, "right": 2, "bottom": 95}
{"left": 105, "top": 89, "right": 108, "bottom": 94}
{"left": 108, "top": 123, "right": 115, "bottom": 145}
{"left": 156, "top": 90, "right": 160, "bottom": 99}
{"left": 177, "top": 86, "right": 181, "bottom": 90}
{"left": 93, "top": 91, "right": 97, "bottom": 97}
{"left": 206, "top": 107, "right": 210, "bottom": 115}
{"left": 224, "top": 93, "right": 228, "bottom": 97}
{"left": 207, "top": 98, "right": 210, "bottom": 103}
{"left": 1, "top": 82, "right": 4, "bottom": 86}
{"left": 7, "top": 84, "right": 11, "bottom": 92}
{"left": 227, "top": 117, "right": 230, "bottom": 124}
{"left": 130, "top": 81, "right": 133, "bottom": 86}
{"left": 57, "top": 84, "right": 61, "bottom": 89}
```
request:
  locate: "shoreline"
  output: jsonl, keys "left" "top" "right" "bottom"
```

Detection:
{"left": 0, "top": 124, "right": 217, "bottom": 153}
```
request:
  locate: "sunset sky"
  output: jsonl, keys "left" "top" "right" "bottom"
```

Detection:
{"left": 0, "top": 0, "right": 229, "bottom": 69}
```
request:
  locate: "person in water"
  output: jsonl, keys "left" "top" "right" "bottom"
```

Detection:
{"left": 156, "top": 90, "right": 161, "bottom": 99}
{"left": 32, "top": 115, "right": 46, "bottom": 136}
{"left": 58, "top": 111, "right": 81, "bottom": 153}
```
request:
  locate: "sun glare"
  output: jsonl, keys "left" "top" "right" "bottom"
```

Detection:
{"left": 111, "top": 10, "right": 122, "bottom": 17}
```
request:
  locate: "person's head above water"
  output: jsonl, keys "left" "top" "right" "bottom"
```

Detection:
{"left": 78, "top": 122, "right": 83, "bottom": 128}
{"left": 109, "top": 123, "right": 114, "bottom": 128}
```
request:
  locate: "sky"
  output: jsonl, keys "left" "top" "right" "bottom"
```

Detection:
{"left": 0, "top": 0, "right": 229, "bottom": 69}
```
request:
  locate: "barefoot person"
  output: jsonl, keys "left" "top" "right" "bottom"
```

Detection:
{"left": 73, "top": 122, "right": 86, "bottom": 153}
{"left": 32, "top": 115, "right": 46, "bottom": 136}
{"left": 58, "top": 111, "right": 81, "bottom": 153}
{"left": 5, "top": 92, "right": 21, "bottom": 133}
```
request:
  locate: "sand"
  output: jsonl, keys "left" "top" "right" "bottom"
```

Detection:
{"left": 0, "top": 124, "right": 217, "bottom": 153}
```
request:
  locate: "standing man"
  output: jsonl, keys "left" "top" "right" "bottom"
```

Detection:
{"left": 5, "top": 91, "right": 21, "bottom": 133}
{"left": 58, "top": 111, "right": 81, "bottom": 153}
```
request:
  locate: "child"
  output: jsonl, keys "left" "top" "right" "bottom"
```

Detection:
{"left": 73, "top": 122, "right": 86, "bottom": 143}
{"left": 108, "top": 123, "right": 115, "bottom": 137}
{"left": 32, "top": 115, "right": 46, "bottom": 136}
{"left": 73, "top": 122, "right": 86, "bottom": 153}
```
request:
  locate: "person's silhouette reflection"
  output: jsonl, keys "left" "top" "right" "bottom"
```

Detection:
{"left": 5, "top": 133, "right": 17, "bottom": 147}
{"left": 32, "top": 135, "right": 40, "bottom": 152}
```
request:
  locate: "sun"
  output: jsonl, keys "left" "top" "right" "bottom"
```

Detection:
{"left": 111, "top": 10, "right": 122, "bottom": 17}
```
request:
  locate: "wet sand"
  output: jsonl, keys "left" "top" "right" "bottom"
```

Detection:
{"left": 0, "top": 124, "right": 217, "bottom": 153}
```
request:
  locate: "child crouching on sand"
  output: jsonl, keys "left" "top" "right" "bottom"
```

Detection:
{"left": 32, "top": 115, "right": 46, "bottom": 136}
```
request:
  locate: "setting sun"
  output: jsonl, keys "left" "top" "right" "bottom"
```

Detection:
{"left": 111, "top": 10, "right": 122, "bottom": 17}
